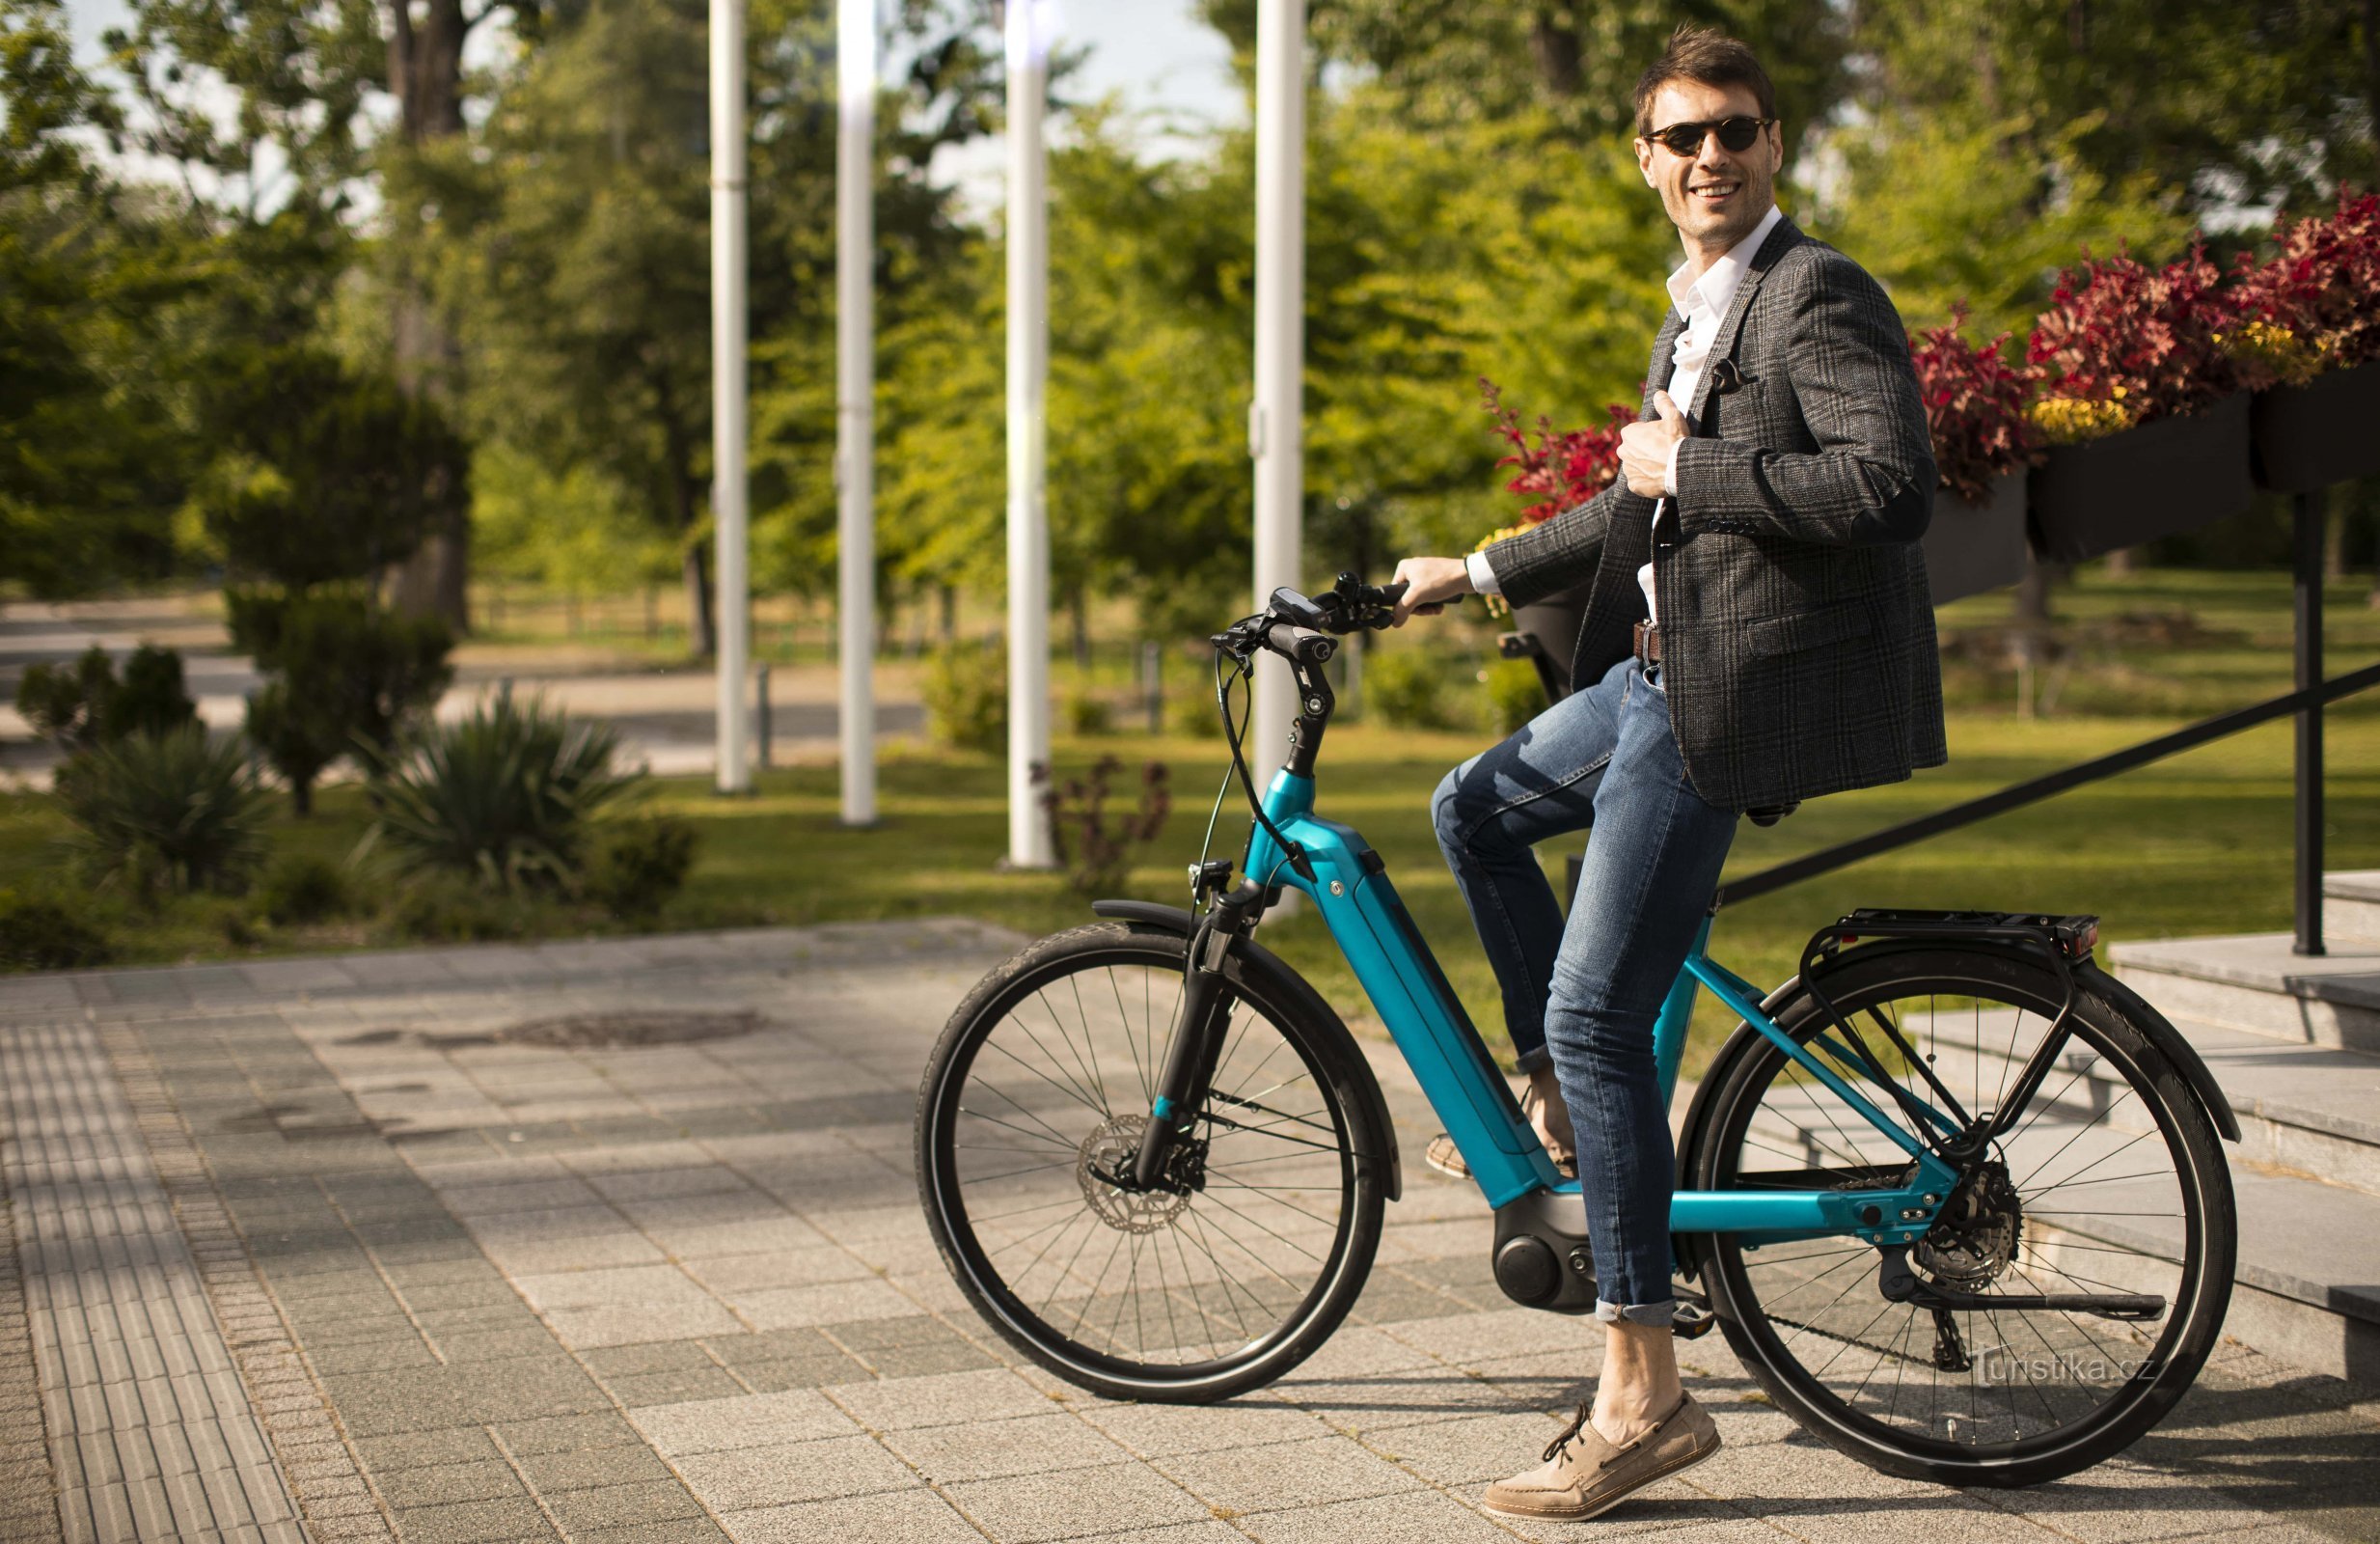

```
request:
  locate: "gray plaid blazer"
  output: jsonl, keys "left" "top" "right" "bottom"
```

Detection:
{"left": 1483, "top": 215, "right": 1948, "bottom": 813}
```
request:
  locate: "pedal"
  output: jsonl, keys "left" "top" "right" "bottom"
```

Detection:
{"left": 1671, "top": 1302, "right": 1717, "bottom": 1339}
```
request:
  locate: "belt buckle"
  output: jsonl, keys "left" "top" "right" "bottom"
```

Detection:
{"left": 1634, "top": 621, "right": 1659, "bottom": 667}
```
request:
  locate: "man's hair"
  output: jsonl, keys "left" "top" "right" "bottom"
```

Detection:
{"left": 1631, "top": 24, "right": 1777, "bottom": 138}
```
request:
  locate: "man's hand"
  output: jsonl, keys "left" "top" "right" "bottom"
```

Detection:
{"left": 1389, "top": 556, "right": 1471, "bottom": 626}
{"left": 1618, "top": 390, "right": 1688, "bottom": 498}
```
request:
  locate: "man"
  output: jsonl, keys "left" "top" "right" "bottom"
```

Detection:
{"left": 1388, "top": 24, "right": 1945, "bottom": 1525}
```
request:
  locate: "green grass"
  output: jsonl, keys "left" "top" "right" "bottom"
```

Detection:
{"left": 7, "top": 565, "right": 2378, "bottom": 1086}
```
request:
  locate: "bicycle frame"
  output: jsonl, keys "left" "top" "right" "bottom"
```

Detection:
{"left": 1239, "top": 767, "right": 1961, "bottom": 1249}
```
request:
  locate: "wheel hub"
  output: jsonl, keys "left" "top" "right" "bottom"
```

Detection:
{"left": 1915, "top": 1161, "right": 2022, "bottom": 1290}
{"left": 1078, "top": 1115, "right": 1198, "bottom": 1233}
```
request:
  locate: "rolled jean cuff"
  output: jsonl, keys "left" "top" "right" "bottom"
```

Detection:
{"left": 1596, "top": 1298, "right": 1678, "bottom": 1327}
{"left": 1513, "top": 1045, "right": 1551, "bottom": 1074}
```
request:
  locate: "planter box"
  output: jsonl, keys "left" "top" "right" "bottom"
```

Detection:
{"left": 2026, "top": 391, "right": 2253, "bottom": 565}
{"left": 2252, "top": 359, "right": 2380, "bottom": 492}
{"left": 1507, "top": 584, "right": 1590, "bottom": 703}
{"left": 1922, "top": 472, "right": 2028, "bottom": 605}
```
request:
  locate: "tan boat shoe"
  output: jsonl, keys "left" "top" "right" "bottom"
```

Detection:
{"left": 1482, "top": 1391, "right": 1721, "bottom": 1523}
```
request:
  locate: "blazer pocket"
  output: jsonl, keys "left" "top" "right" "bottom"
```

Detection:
{"left": 1743, "top": 600, "right": 1874, "bottom": 655}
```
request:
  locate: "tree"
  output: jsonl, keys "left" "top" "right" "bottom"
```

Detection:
{"left": 1849, "top": 0, "right": 2377, "bottom": 223}
{"left": 0, "top": 0, "right": 192, "bottom": 595}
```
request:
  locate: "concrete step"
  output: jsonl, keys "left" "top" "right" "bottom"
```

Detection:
{"left": 2327, "top": 869, "right": 2380, "bottom": 945}
{"left": 2110, "top": 932, "right": 2380, "bottom": 1055}
{"left": 1913, "top": 1009, "right": 2380, "bottom": 1199}
{"left": 1737, "top": 1062, "right": 2380, "bottom": 1388}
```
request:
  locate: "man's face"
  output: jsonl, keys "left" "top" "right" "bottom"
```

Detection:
{"left": 1634, "top": 79, "right": 1783, "bottom": 254}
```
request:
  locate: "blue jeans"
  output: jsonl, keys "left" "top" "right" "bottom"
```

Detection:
{"left": 1432, "top": 657, "right": 1739, "bottom": 1324}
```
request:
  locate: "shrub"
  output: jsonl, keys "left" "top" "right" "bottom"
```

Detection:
{"left": 1038, "top": 758, "right": 1171, "bottom": 896}
{"left": 113, "top": 644, "right": 201, "bottom": 741}
{"left": 1481, "top": 377, "right": 1634, "bottom": 524}
{"left": 1479, "top": 657, "right": 1548, "bottom": 736}
{"left": 228, "top": 585, "right": 454, "bottom": 813}
{"left": 2027, "top": 238, "right": 2238, "bottom": 428}
{"left": 582, "top": 815, "right": 698, "bottom": 923}
{"left": 1909, "top": 305, "right": 2039, "bottom": 502}
{"left": 1165, "top": 679, "right": 1225, "bottom": 739}
{"left": 363, "top": 694, "right": 639, "bottom": 891}
{"left": 1062, "top": 685, "right": 1113, "bottom": 736}
{"left": 0, "top": 893, "right": 113, "bottom": 971}
{"left": 2226, "top": 192, "right": 2380, "bottom": 382}
{"left": 389, "top": 876, "right": 529, "bottom": 942}
{"left": 1367, "top": 649, "right": 1461, "bottom": 731}
{"left": 55, "top": 726, "right": 271, "bottom": 900}
{"left": 255, "top": 853, "right": 351, "bottom": 926}
{"left": 14, "top": 643, "right": 197, "bottom": 752}
{"left": 922, "top": 641, "right": 1007, "bottom": 755}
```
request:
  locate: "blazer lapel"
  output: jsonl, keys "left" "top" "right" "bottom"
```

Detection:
{"left": 1684, "top": 216, "right": 1804, "bottom": 427}
{"left": 1646, "top": 307, "right": 1686, "bottom": 409}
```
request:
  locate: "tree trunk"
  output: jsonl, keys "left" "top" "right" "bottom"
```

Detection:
{"left": 1070, "top": 587, "right": 1090, "bottom": 672}
{"left": 291, "top": 777, "right": 313, "bottom": 818}
{"left": 681, "top": 541, "right": 715, "bottom": 661}
{"left": 940, "top": 586, "right": 956, "bottom": 648}
{"left": 383, "top": 0, "right": 478, "bottom": 633}
{"left": 2366, "top": 0, "right": 2380, "bottom": 184}
{"left": 1528, "top": 10, "right": 1581, "bottom": 97}
{"left": 2011, "top": 555, "right": 2059, "bottom": 718}
{"left": 2102, "top": 545, "right": 2136, "bottom": 576}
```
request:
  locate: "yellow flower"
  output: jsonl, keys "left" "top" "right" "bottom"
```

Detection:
{"left": 1472, "top": 525, "right": 1528, "bottom": 618}
{"left": 2215, "top": 320, "right": 2324, "bottom": 389}
{"left": 2028, "top": 396, "right": 2136, "bottom": 446}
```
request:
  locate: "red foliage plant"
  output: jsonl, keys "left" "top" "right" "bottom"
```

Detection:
{"left": 1909, "top": 305, "right": 2038, "bottom": 504}
{"left": 2228, "top": 191, "right": 2380, "bottom": 373}
{"left": 2027, "top": 238, "right": 2240, "bottom": 423}
{"left": 1480, "top": 377, "right": 1636, "bottom": 527}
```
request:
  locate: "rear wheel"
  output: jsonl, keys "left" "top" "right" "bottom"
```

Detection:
{"left": 1687, "top": 944, "right": 2233, "bottom": 1486}
{"left": 916, "top": 923, "right": 1388, "bottom": 1403}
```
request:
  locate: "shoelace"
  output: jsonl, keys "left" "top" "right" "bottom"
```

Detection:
{"left": 1542, "top": 1401, "right": 1594, "bottom": 1464}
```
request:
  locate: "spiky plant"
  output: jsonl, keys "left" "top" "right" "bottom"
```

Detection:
{"left": 361, "top": 694, "right": 641, "bottom": 892}
{"left": 55, "top": 726, "right": 272, "bottom": 901}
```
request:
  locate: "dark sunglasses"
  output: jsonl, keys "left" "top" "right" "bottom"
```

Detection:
{"left": 1641, "top": 115, "right": 1775, "bottom": 156}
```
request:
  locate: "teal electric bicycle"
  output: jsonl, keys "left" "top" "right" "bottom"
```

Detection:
{"left": 916, "top": 576, "right": 2238, "bottom": 1487}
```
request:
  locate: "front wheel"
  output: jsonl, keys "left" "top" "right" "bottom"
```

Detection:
{"left": 916, "top": 922, "right": 1389, "bottom": 1403}
{"left": 1686, "top": 944, "right": 2234, "bottom": 1487}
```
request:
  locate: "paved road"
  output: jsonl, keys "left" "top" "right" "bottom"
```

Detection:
{"left": 0, "top": 597, "right": 923, "bottom": 787}
{"left": 0, "top": 921, "right": 2373, "bottom": 1543}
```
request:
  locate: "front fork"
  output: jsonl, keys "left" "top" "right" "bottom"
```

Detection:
{"left": 1130, "top": 885, "right": 1261, "bottom": 1189}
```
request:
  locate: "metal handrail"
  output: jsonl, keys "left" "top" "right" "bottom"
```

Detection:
{"left": 1711, "top": 658, "right": 2380, "bottom": 912}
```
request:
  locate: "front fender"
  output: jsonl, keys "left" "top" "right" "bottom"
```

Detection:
{"left": 1090, "top": 899, "right": 1403, "bottom": 1201}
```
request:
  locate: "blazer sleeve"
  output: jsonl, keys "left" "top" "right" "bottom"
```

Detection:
{"left": 1668, "top": 251, "right": 1937, "bottom": 547}
{"left": 1476, "top": 479, "right": 1642, "bottom": 611}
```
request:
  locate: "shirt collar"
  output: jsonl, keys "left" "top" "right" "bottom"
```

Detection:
{"left": 1666, "top": 204, "right": 1785, "bottom": 319}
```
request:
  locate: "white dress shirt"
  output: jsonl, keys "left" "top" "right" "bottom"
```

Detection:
{"left": 1469, "top": 204, "right": 1784, "bottom": 626}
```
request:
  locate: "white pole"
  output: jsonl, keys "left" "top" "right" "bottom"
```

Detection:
{"left": 836, "top": 0, "right": 876, "bottom": 825}
{"left": 1251, "top": 0, "right": 1304, "bottom": 792}
{"left": 710, "top": 0, "right": 750, "bottom": 794}
{"left": 1004, "top": 0, "right": 1054, "bottom": 868}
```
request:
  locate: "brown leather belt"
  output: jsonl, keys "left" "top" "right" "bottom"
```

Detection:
{"left": 1632, "top": 620, "right": 1662, "bottom": 665}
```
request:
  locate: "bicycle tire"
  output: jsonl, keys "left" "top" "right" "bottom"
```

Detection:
{"left": 916, "top": 921, "right": 1389, "bottom": 1403}
{"left": 1684, "top": 942, "right": 2233, "bottom": 1487}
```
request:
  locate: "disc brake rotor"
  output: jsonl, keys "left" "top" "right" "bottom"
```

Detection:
{"left": 1078, "top": 1115, "right": 1192, "bottom": 1233}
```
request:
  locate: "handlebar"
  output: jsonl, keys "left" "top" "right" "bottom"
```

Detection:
{"left": 1209, "top": 572, "right": 1409, "bottom": 661}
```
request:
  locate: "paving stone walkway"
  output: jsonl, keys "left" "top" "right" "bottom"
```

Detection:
{"left": 0, "top": 919, "right": 2373, "bottom": 1543}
